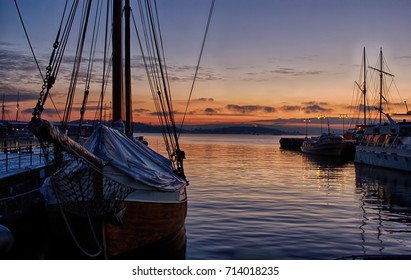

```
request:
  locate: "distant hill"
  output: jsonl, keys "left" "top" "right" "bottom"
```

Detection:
{"left": 133, "top": 122, "right": 165, "bottom": 133}
{"left": 60, "top": 121, "right": 300, "bottom": 135}
{"left": 188, "top": 126, "right": 291, "bottom": 135}
{"left": 133, "top": 122, "right": 297, "bottom": 135}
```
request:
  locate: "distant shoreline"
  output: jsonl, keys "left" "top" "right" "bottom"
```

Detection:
{"left": 1, "top": 120, "right": 302, "bottom": 136}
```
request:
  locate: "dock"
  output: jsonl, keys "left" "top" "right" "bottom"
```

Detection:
{"left": 0, "top": 135, "right": 51, "bottom": 258}
{"left": 279, "top": 137, "right": 306, "bottom": 151}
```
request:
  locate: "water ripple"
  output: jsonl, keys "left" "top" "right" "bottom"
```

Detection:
{"left": 145, "top": 134, "right": 411, "bottom": 259}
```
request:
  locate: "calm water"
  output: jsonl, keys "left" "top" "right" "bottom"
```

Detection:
{"left": 146, "top": 133, "right": 411, "bottom": 260}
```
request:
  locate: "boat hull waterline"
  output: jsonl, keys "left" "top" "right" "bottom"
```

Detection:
{"left": 355, "top": 144, "right": 411, "bottom": 172}
{"left": 46, "top": 197, "right": 187, "bottom": 259}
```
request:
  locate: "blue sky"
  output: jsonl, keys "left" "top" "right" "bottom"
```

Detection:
{"left": 1, "top": 0, "right": 411, "bottom": 130}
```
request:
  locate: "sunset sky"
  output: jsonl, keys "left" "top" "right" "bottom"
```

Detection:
{"left": 1, "top": 0, "right": 411, "bottom": 132}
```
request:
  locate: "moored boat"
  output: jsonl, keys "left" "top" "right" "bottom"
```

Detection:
{"left": 355, "top": 113, "right": 411, "bottom": 171}
{"left": 300, "top": 133, "right": 348, "bottom": 157}
{"left": 33, "top": 120, "right": 188, "bottom": 259}
{"left": 21, "top": 0, "right": 213, "bottom": 259}
{"left": 354, "top": 48, "right": 411, "bottom": 172}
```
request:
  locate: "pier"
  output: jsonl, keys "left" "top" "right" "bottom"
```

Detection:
{"left": 0, "top": 134, "right": 51, "bottom": 258}
{"left": 279, "top": 137, "right": 306, "bottom": 151}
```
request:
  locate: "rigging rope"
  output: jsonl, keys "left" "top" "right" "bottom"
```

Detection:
{"left": 132, "top": 2, "right": 172, "bottom": 157}
{"left": 13, "top": 0, "right": 44, "bottom": 81}
{"left": 14, "top": 0, "right": 64, "bottom": 122}
{"left": 96, "top": 0, "right": 112, "bottom": 124}
{"left": 134, "top": 0, "right": 181, "bottom": 174}
{"left": 62, "top": 0, "right": 93, "bottom": 132}
{"left": 31, "top": 0, "right": 78, "bottom": 118}
{"left": 132, "top": 0, "right": 215, "bottom": 179}
{"left": 78, "top": 0, "right": 104, "bottom": 138}
{"left": 179, "top": 0, "right": 216, "bottom": 138}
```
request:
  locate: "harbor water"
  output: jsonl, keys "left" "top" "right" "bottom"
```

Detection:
{"left": 2, "top": 133, "right": 411, "bottom": 260}
{"left": 145, "top": 133, "right": 411, "bottom": 260}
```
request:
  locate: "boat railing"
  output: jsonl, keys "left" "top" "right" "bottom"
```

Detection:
{"left": 395, "top": 143, "right": 411, "bottom": 151}
{"left": 359, "top": 144, "right": 411, "bottom": 156}
{"left": 0, "top": 135, "right": 52, "bottom": 174}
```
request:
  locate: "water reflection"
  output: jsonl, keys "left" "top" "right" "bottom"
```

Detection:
{"left": 355, "top": 164, "right": 411, "bottom": 219}
{"left": 301, "top": 153, "right": 350, "bottom": 168}
{"left": 353, "top": 164, "right": 411, "bottom": 258}
{"left": 300, "top": 153, "right": 354, "bottom": 193}
{"left": 145, "top": 134, "right": 411, "bottom": 259}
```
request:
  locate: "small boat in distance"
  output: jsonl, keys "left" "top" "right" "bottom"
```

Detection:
{"left": 301, "top": 133, "right": 348, "bottom": 157}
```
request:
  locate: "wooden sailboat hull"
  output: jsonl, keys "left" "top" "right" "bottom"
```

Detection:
{"left": 104, "top": 199, "right": 187, "bottom": 259}
{"left": 45, "top": 197, "right": 187, "bottom": 259}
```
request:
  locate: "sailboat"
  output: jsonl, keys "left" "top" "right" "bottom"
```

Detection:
{"left": 343, "top": 47, "right": 369, "bottom": 143}
{"left": 27, "top": 0, "right": 195, "bottom": 259}
{"left": 354, "top": 48, "right": 411, "bottom": 172}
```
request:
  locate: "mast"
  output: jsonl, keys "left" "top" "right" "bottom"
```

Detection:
{"left": 112, "top": 0, "right": 123, "bottom": 124}
{"left": 379, "top": 48, "right": 383, "bottom": 125}
{"left": 368, "top": 48, "right": 394, "bottom": 125}
{"left": 362, "top": 47, "right": 367, "bottom": 126}
{"left": 125, "top": 0, "right": 132, "bottom": 135}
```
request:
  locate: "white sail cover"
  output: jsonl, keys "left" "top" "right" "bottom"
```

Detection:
{"left": 84, "top": 124, "right": 187, "bottom": 192}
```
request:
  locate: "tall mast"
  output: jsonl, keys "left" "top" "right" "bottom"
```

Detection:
{"left": 362, "top": 47, "right": 367, "bottom": 126}
{"left": 379, "top": 48, "right": 383, "bottom": 125}
{"left": 368, "top": 47, "right": 394, "bottom": 125}
{"left": 112, "top": 0, "right": 123, "bottom": 123}
{"left": 125, "top": 0, "right": 132, "bottom": 135}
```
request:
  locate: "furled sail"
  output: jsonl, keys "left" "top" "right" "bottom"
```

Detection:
{"left": 85, "top": 124, "right": 187, "bottom": 192}
{"left": 34, "top": 118, "right": 187, "bottom": 217}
